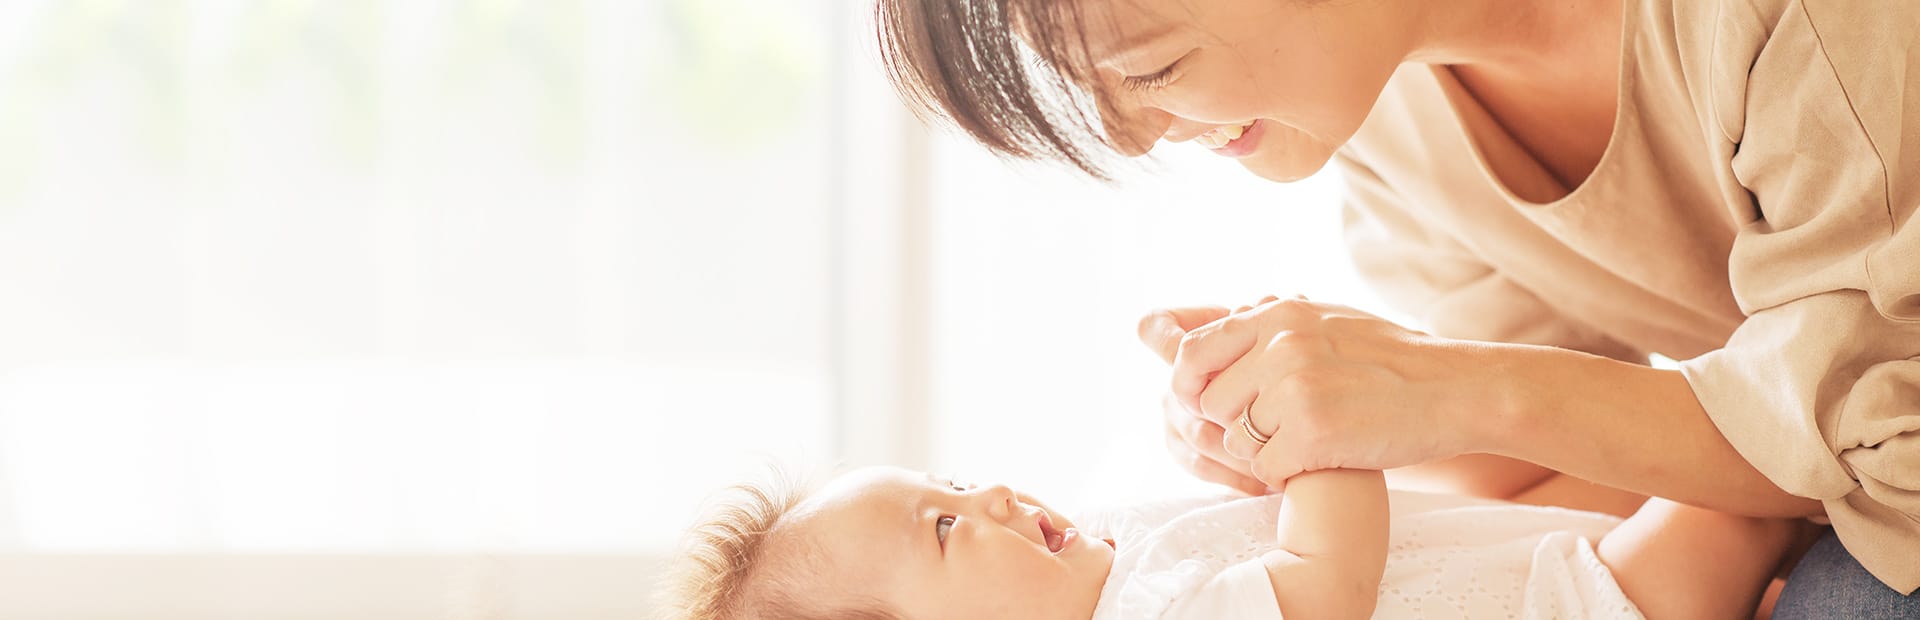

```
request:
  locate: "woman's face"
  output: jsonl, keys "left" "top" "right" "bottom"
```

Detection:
{"left": 1072, "top": 0, "right": 1409, "bottom": 181}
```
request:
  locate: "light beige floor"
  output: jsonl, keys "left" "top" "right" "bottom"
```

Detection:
{"left": 0, "top": 554, "right": 664, "bottom": 620}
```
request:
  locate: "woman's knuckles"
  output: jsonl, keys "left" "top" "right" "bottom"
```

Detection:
{"left": 1261, "top": 329, "right": 1331, "bottom": 359}
{"left": 1272, "top": 368, "right": 1344, "bottom": 409}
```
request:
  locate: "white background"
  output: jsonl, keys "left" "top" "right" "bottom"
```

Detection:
{"left": 0, "top": 0, "right": 1393, "bottom": 615}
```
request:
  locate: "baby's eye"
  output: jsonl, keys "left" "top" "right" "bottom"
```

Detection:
{"left": 939, "top": 474, "right": 970, "bottom": 492}
{"left": 936, "top": 515, "right": 956, "bottom": 546}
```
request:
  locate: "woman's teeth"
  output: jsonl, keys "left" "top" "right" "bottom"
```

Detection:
{"left": 1195, "top": 123, "right": 1251, "bottom": 149}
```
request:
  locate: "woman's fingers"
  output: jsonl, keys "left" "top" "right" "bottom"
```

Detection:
{"left": 1174, "top": 299, "right": 1333, "bottom": 420}
{"left": 1147, "top": 297, "right": 1323, "bottom": 493}
{"left": 1219, "top": 405, "right": 1263, "bottom": 462}
{"left": 1161, "top": 391, "right": 1262, "bottom": 489}
{"left": 1163, "top": 391, "right": 1238, "bottom": 462}
{"left": 1187, "top": 447, "right": 1268, "bottom": 496}
{"left": 1164, "top": 418, "right": 1266, "bottom": 496}
{"left": 1249, "top": 434, "right": 1310, "bottom": 489}
{"left": 1170, "top": 317, "right": 1258, "bottom": 414}
{"left": 1138, "top": 306, "right": 1232, "bottom": 365}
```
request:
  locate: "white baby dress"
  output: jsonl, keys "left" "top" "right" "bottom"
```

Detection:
{"left": 1083, "top": 491, "right": 1645, "bottom": 620}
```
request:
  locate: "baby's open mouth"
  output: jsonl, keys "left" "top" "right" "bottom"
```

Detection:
{"left": 1038, "top": 511, "right": 1066, "bottom": 553}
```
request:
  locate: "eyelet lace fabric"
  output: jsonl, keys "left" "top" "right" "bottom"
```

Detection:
{"left": 1083, "top": 491, "right": 1645, "bottom": 620}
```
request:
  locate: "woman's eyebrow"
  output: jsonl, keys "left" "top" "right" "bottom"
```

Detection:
{"left": 1097, "top": 23, "right": 1177, "bottom": 65}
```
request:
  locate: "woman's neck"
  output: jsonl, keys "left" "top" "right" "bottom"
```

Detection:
{"left": 1404, "top": 0, "right": 1620, "bottom": 80}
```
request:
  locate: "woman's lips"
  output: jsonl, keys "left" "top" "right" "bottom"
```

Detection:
{"left": 1214, "top": 119, "right": 1268, "bottom": 158}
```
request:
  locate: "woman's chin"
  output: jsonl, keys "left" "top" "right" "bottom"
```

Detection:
{"left": 1241, "top": 156, "right": 1328, "bottom": 183}
{"left": 1237, "top": 137, "right": 1335, "bottom": 183}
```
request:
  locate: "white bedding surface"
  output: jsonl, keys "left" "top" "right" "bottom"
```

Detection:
{"left": 1085, "top": 491, "right": 1643, "bottom": 620}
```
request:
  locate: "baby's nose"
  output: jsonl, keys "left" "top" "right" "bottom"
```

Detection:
{"left": 978, "top": 484, "right": 1017, "bottom": 521}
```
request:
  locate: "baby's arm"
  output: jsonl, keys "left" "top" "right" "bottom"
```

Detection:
{"left": 1387, "top": 453, "right": 1558, "bottom": 498}
{"left": 1261, "top": 469, "right": 1389, "bottom": 620}
{"left": 1598, "top": 498, "right": 1806, "bottom": 620}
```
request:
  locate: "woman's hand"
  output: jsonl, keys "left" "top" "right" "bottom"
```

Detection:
{"left": 1139, "top": 302, "right": 1269, "bottom": 496}
{"left": 1170, "top": 297, "right": 1504, "bottom": 488}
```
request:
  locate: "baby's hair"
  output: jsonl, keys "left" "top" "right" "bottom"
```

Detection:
{"left": 655, "top": 466, "right": 903, "bottom": 620}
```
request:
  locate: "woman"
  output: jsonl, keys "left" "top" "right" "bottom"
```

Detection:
{"left": 875, "top": 0, "right": 1920, "bottom": 616}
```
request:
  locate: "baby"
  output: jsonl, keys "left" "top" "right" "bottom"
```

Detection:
{"left": 659, "top": 465, "right": 1801, "bottom": 620}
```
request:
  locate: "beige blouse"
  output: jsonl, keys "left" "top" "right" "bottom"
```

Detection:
{"left": 1337, "top": 0, "right": 1920, "bottom": 593}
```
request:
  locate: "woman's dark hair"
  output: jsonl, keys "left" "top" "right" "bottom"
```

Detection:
{"left": 874, "top": 0, "right": 1124, "bottom": 180}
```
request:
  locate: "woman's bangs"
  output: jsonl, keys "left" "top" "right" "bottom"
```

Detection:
{"left": 876, "top": 0, "right": 1123, "bottom": 179}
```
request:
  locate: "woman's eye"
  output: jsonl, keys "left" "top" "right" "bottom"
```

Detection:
{"left": 1121, "top": 65, "right": 1177, "bottom": 92}
{"left": 1120, "top": 52, "right": 1190, "bottom": 93}
{"left": 936, "top": 516, "right": 956, "bottom": 546}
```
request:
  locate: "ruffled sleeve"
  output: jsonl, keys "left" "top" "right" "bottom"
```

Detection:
{"left": 1678, "top": 0, "right": 1920, "bottom": 594}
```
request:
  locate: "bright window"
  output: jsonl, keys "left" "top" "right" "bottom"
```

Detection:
{"left": 0, "top": 0, "right": 844, "bottom": 553}
{"left": 0, "top": 0, "right": 1393, "bottom": 561}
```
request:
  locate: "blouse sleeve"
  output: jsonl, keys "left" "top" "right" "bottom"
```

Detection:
{"left": 1678, "top": 0, "right": 1920, "bottom": 594}
{"left": 1337, "top": 152, "right": 1646, "bottom": 363}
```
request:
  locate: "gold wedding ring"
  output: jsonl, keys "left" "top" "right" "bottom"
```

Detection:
{"left": 1239, "top": 404, "right": 1272, "bottom": 446}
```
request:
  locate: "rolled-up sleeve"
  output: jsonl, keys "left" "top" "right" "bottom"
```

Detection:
{"left": 1679, "top": 0, "right": 1920, "bottom": 594}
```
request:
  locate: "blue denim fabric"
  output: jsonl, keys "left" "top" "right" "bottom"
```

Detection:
{"left": 1773, "top": 529, "right": 1920, "bottom": 619}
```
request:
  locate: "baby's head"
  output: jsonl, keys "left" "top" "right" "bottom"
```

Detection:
{"left": 661, "top": 465, "right": 1115, "bottom": 620}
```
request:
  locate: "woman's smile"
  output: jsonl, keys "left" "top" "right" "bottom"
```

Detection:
{"left": 1207, "top": 119, "right": 1268, "bottom": 158}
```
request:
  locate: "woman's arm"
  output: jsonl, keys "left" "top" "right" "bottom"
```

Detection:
{"left": 1483, "top": 343, "right": 1821, "bottom": 518}
{"left": 1261, "top": 468, "right": 1388, "bottom": 620}
{"left": 1165, "top": 297, "right": 1820, "bottom": 518}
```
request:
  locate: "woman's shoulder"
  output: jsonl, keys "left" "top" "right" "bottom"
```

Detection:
{"left": 1657, "top": 0, "right": 1920, "bottom": 143}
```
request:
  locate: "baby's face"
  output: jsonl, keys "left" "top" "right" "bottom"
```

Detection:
{"left": 782, "top": 466, "right": 1113, "bottom": 620}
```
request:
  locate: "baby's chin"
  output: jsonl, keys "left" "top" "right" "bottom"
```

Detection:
{"left": 1068, "top": 530, "right": 1119, "bottom": 589}
{"left": 1074, "top": 540, "right": 1120, "bottom": 618}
